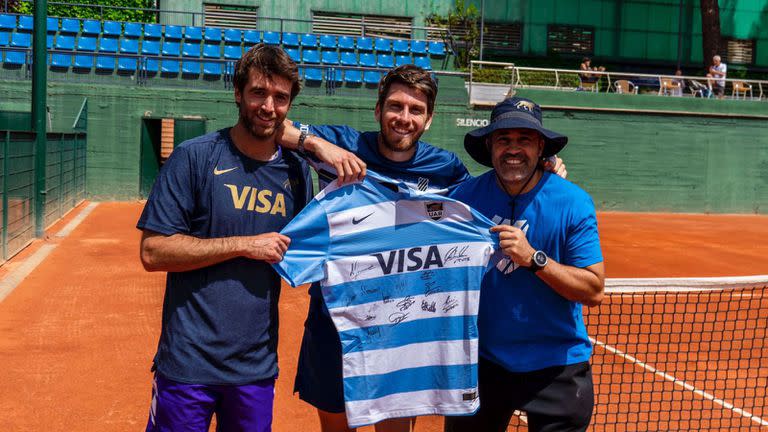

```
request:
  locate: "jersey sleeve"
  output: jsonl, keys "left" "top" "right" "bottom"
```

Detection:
{"left": 273, "top": 198, "right": 331, "bottom": 287}
{"left": 564, "top": 194, "right": 603, "bottom": 268}
{"left": 136, "top": 145, "right": 197, "bottom": 235}
{"left": 292, "top": 122, "right": 361, "bottom": 152}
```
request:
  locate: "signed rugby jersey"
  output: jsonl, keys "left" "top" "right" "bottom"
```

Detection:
{"left": 274, "top": 171, "right": 499, "bottom": 427}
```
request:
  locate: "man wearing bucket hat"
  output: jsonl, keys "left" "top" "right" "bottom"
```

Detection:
{"left": 445, "top": 97, "right": 605, "bottom": 432}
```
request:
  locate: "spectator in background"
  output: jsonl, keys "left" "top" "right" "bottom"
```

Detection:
{"left": 579, "top": 57, "right": 605, "bottom": 85}
{"left": 707, "top": 55, "right": 727, "bottom": 99}
{"left": 671, "top": 69, "right": 684, "bottom": 97}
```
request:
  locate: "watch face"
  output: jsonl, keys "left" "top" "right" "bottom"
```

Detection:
{"left": 534, "top": 251, "right": 547, "bottom": 266}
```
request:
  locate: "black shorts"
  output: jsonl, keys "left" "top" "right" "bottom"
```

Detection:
{"left": 445, "top": 358, "right": 594, "bottom": 432}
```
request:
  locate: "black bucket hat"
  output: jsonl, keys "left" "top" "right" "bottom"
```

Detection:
{"left": 464, "top": 97, "right": 568, "bottom": 167}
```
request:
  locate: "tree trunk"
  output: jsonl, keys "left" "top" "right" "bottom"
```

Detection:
{"left": 700, "top": 0, "right": 722, "bottom": 68}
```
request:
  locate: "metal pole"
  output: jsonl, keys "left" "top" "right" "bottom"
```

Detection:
{"left": 676, "top": 0, "right": 684, "bottom": 69}
{"left": 479, "top": 0, "right": 485, "bottom": 61}
{"left": 32, "top": 0, "right": 47, "bottom": 238}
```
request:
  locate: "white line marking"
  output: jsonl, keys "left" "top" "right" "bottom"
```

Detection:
{"left": 605, "top": 275, "right": 768, "bottom": 293}
{"left": 591, "top": 337, "right": 768, "bottom": 427}
{"left": 55, "top": 202, "right": 99, "bottom": 237}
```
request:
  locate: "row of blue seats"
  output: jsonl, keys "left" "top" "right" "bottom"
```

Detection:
{"left": 0, "top": 35, "right": 434, "bottom": 69}
{"left": 0, "top": 14, "right": 447, "bottom": 55}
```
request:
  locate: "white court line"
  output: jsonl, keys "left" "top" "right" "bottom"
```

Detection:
{"left": 0, "top": 202, "right": 99, "bottom": 304}
{"left": 591, "top": 337, "right": 768, "bottom": 428}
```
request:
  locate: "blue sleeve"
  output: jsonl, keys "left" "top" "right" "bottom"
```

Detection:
{"left": 292, "top": 122, "right": 361, "bottom": 152}
{"left": 565, "top": 195, "right": 603, "bottom": 268}
{"left": 136, "top": 146, "right": 197, "bottom": 235}
{"left": 273, "top": 198, "right": 330, "bottom": 287}
{"left": 450, "top": 154, "right": 472, "bottom": 184}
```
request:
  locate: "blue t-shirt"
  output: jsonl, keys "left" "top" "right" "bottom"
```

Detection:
{"left": 275, "top": 171, "right": 498, "bottom": 427}
{"left": 299, "top": 124, "right": 472, "bottom": 298}
{"left": 449, "top": 171, "right": 603, "bottom": 372}
{"left": 136, "top": 128, "right": 313, "bottom": 385}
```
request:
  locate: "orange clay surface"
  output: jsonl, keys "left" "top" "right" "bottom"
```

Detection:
{"left": 0, "top": 202, "right": 766, "bottom": 431}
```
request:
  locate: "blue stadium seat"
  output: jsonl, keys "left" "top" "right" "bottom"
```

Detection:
{"left": 344, "top": 69, "right": 362, "bottom": 84}
{"left": 103, "top": 21, "right": 122, "bottom": 38}
{"left": 410, "top": 40, "right": 427, "bottom": 55}
{"left": 60, "top": 18, "right": 80, "bottom": 34}
{"left": 204, "top": 27, "right": 222, "bottom": 43}
{"left": 202, "top": 44, "right": 220, "bottom": 58}
{"left": 338, "top": 36, "right": 355, "bottom": 50}
{"left": 340, "top": 51, "right": 357, "bottom": 66}
{"left": 223, "top": 45, "right": 241, "bottom": 60}
{"left": 203, "top": 61, "right": 221, "bottom": 77}
{"left": 46, "top": 34, "right": 54, "bottom": 49}
{"left": 0, "top": 14, "right": 15, "bottom": 31}
{"left": 164, "top": 25, "right": 182, "bottom": 41}
{"left": 99, "top": 37, "right": 118, "bottom": 53}
{"left": 162, "top": 41, "right": 180, "bottom": 57}
{"left": 300, "top": 33, "right": 317, "bottom": 47}
{"left": 281, "top": 32, "right": 299, "bottom": 47}
{"left": 182, "top": 42, "right": 201, "bottom": 57}
{"left": 377, "top": 54, "right": 394, "bottom": 68}
{"left": 96, "top": 55, "right": 115, "bottom": 72}
{"left": 284, "top": 48, "right": 300, "bottom": 63}
{"left": 73, "top": 52, "right": 93, "bottom": 70}
{"left": 428, "top": 41, "right": 445, "bottom": 56}
{"left": 302, "top": 49, "right": 320, "bottom": 64}
{"left": 243, "top": 30, "right": 260, "bottom": 45}
{"left": 182, "top": 60, "right": 200, "bottom": 75}
{"left": 304, "top": 67, "right": 322, "bottom": 82}
{"left": 143, "top": 58, "right": 158, "bottom": 73}
{"left": 17, "top": 15, "right": 33, "bottom": 32}
{"left": 393, "top": 39, "right": 409, "bottom": 53}
{"left": 55, "top": 35, "right": 75, "bottom": 50}
{"left": 375, "top": 38, "right": 391, "bottom": 53}
{"left": 141, "top": 40, "right": 160, "bottom": 56}
{"left": 0, "top": 31, "right": 10, "bottom": 46}
{"left": 326, "top": 68, "right": 342, "bottom": 83}
{"left": 5, "top": 50, "right": 26, "bottom": 65}
{"left": 359, "top": 53, "right": 375, "bottom": 67}
{"left": 321, "top": 51, "right": 339, "bottom": 65}
{"left": 414, "top": 55, "right": 431, "bottom": 70}
{"left": 356, "top": 37, "right": 373, "bottom": 51}
{"left": 363, "top": 70, "right": 381, "bottom": 84}
{"left": 118, "top": 57, "right": 137, "bottom": 73}
{"left": 319, "top": 35, "right": 336, "bottom": 49}
{"left": 184, "top": 26, "right": 202, "bottom": 42}
{"left": 161, "top": 59, "right": 179, "bottom": 74}
{"left": 10, "top": 32, "right": 31, "bottom": 48}
{"left": 51, "top": 53, "right": 71, "bottom": 68}
{"left": 124, "top": 22, "right": 142, "bottom": 39}
{"left": 77, "top": 36, "right": 97, "bottom": 51}
{"left": 46, "top": 17, "right": 58, "bottom": 33}
{"left": 395, "top": 55, "right": 411, "bottom": 67}
{"left": 82, "top": 19, "right": 101, "bottom": 36}
{"left": 120, "top": 38, "right": 139, "bottom": 54}
{"left": 224, "top": 29, "right": 242, "bottom": 44}
{"left": 144, "top": 23, "right": 162, "bottom": 39}
{"left": 262, "top": 31, "right": 280, "bottom": 45}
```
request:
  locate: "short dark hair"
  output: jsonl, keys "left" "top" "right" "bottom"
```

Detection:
{"left": 377, "top": 65, "right": 438, "bottom": 115}
{"left": 233, "top": 43, "right": 301, "bottom": 102}
{"left": 582, "top": 57, "right": 591, "bottom": 63}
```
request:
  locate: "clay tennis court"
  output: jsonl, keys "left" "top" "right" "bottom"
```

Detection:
{"left": 0, "top": 202, "right": 766, "bottom": 431}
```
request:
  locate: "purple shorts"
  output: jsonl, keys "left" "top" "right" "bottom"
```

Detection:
{"left": 145, "top": 373, "right": 275, "bottom": 432}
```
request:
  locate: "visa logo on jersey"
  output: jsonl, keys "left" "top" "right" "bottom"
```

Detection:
{"left": 224, "top": 184, "right": 287, "bottom": 216}
{"left": 372, "top": 246, "right": 445, "bottom": 275}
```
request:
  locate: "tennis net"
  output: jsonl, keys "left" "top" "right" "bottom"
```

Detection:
{"left": 583, "top": 275, "right": 768, "bottom": 431}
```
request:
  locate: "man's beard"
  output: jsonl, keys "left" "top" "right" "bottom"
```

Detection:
{"left": 240, "top": 106, "right": 279, "bottom": 140}
{"left": 379, "top": 127, "right": 424, "bottom": 154}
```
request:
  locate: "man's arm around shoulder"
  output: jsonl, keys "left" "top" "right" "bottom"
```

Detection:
{"left": 140, "top": 230, "right": 290, "bottom": 273}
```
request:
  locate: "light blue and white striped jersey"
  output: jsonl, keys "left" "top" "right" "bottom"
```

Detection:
{"left": 274, "top": 171, "right": 499, "bottom": 427}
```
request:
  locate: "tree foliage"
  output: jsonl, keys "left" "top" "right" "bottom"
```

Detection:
{"left": 11, "top": 0, "right": 158, "bottom": 23}
{"left": 427, "top": 0, "right": 480, "bottom": 69}
{"left": 699, "top": 0, "right": 722, "bottom": 68}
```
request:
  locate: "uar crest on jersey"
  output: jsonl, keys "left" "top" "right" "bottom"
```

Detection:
{"left": 372, "top": 246, "right": 444, "bottom": 275}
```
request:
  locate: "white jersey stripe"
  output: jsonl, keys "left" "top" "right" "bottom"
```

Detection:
{"left": 345, "top": 388, "right": 479, "bottom": 428}
{"left": 343, "top": 339, "right": 479, "bottom": 378}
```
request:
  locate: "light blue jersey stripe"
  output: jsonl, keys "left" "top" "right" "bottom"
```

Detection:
{"left": 339, "top": 315, "right": 478, "bottom": 354}
{"left": 344, "top": 364, "right": 477, "bottom": 402}
{"left": 323, "top": 267, "right": 485, "bottom": 310}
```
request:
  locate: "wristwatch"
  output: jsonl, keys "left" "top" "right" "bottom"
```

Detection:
{"left": 528, "top": 250, "right": 548, "bottom": 273}
{"left": 297, "top": 124, "right": 311, "bottom": 155}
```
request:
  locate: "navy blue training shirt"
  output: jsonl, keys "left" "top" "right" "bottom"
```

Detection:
{"left": 137, "top": 128, "right": 313, "bottom": 385}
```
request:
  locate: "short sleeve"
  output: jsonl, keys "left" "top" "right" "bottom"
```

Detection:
{"left": 564, "top": 195, "right": 603, "bottom": 268}
{"left": 136, "top": 146, "right": 197, "bottom": 235}
{"left": 450, "top": 154, "right": 472, "bottom": 184}
{"left": 293, "top": 122, "right": 361, "bottom": 152}
{"left": 273, "top": 198, "right": 331, "bottom": 287}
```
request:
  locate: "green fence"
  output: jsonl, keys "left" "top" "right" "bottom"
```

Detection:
{"left": 0, "top": 130, "right": 86, "bottom": 261}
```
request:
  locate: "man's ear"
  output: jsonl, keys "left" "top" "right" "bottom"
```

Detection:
{"left": 234, "top": 87, "right": 242, "bottom": 108}
{"left": 424, "top": 113, "right": 434, "bottom": 131}
{"left": 374, "top": 102, "right": 381, "bottom": 123}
